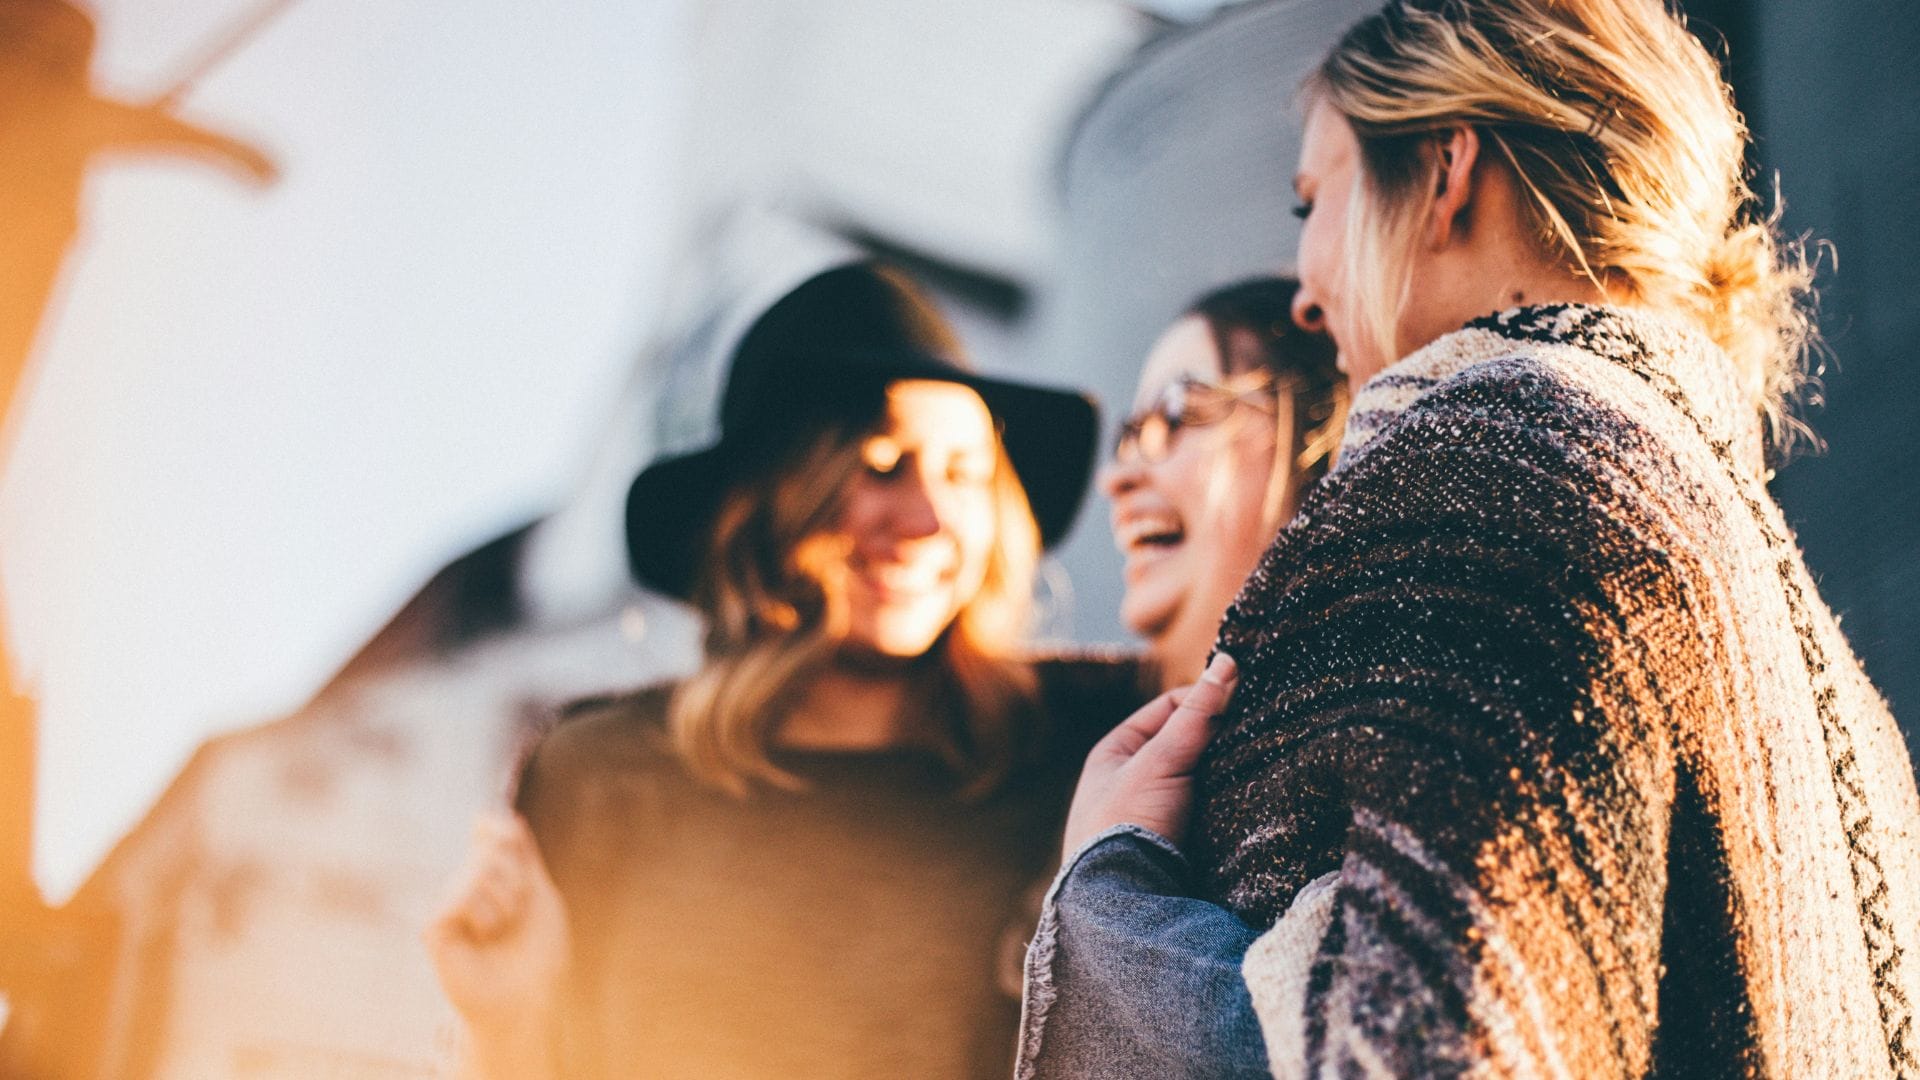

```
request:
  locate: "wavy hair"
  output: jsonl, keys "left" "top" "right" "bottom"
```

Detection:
{"left": 1309, "top": 0, "right": 1820, "bottom": 456}
{"left": 667, "top": 416, "right": 1041, "bottom": 799}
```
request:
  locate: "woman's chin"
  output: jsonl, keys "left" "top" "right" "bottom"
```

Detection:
{"left": 1119, "top": 591, "right": 1179, "bottom": 647}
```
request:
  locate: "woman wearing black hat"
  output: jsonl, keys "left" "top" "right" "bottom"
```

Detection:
{"left": 426, "top": 262, "right": 1144, "bottom": 1079}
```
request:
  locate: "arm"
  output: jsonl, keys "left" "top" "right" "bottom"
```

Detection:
{"left": 423, "top": 812, "right": 568, "bottom": 1080}
{"left": 1018, "top": 825, "right": 1269, "bottom": 1080}
{"left": 1045, "top": 386, "right": 1685, "bottom": 1077}
{"left": 1017, "top": 658, "right": 1270, "bottom": 1080}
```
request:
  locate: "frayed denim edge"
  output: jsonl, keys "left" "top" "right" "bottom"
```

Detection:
{"left": 1013, "top": 823, "right": 1186, "bottom": 1080}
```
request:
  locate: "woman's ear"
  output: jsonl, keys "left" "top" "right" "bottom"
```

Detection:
{"left": 1426, "top": 125, "right": 1481, "bottom": 249}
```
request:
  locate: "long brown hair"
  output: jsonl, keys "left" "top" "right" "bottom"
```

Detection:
{"left": 1189, "top": 276, "right": 1351, "bottom": 525}
{"left": 666, "top": 409, "right": 1041, "bottom": 799}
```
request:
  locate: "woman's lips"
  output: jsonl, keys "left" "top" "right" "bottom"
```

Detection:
{"left": 1113, "top": 513, "right": 1186, "bottom": 583}
{"left": 854, "top": 560, "right": 950, "bottom": 601}
{"left": 1114, "top": 513, "right": 1186, "bottom": 553}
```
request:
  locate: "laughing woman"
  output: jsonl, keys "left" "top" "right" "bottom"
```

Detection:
{"left": 1023, "top": 1, "right": 1920, "bottom": 1077}
{"left": 427, "top": 262, "right": 1143, "bottom": 1080}
{"left": 1103, "top": 277, "right": 1346, "bottom": 691}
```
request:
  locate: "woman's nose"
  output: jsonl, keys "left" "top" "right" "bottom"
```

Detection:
{"left": 1098, "top": 454, "right": 1146, "bottom": 499}
{"left": 887, "top": 472, "right": 943, "bottom": 540}
{"left": 1292, "top": 292, "right": 1326, "bottom": 334}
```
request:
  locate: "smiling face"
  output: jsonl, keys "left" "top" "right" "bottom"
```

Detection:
{"left": 828, "top": 379, "right": 1001, "bottom": 659}
{"left": 1101, "top": 317, "right": 1296, "bottom": 687}
{"left": 1291, "top": 100, "right": 1395, "bottom": 386}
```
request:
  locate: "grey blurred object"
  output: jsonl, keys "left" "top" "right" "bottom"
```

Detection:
{"left": 0, "top": 0, "right": 279, "bottom": 1070}
{"left": 1, "top": 0, "right": 1154, "bottom": 1062}
{"left": 668, "top": 0, "right": 1145, "bottom": 285}
{"left": 1032, "top": 0, "right": 1377, "bottom": 645}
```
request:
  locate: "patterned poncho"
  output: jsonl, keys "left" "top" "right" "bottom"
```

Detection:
{"left": 1195, "top": 305, "right": 1920, "bottom": 1078}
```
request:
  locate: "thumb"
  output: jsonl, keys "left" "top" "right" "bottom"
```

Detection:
{"left": 1132, "top": 652, "right": 1238, "bottom": 778}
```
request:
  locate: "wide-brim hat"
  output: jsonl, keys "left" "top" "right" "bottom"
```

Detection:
{"left": 626, "top": 262, "right": 1099, "bottom": 600}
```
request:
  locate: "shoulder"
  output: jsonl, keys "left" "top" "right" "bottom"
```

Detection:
{"left": 514, "top": 683, "right": 696, "bottom": 869}
{"left": 1240, "top": 314, "right": 1718, "bottom": 635}
{"left": 1340, "top": 304, "right": 1742, "bottom": 484}
{"left": 556, "top": 681, "right": 677, "bottom": 730}
{"left": 1420, "top": 310, "right": 1767, "bottom": 506}
{"left": 1225, "top": 326, "right": 1710, "bottom": 674}
{"left": 1276, "top": 363, "right": 1678, "bottom": 607}
{"left": 519, "top": 682, "right": 680, "bottom": 795}
{"left": 1376, "top": 358, "right": 1625, "bottom": 465}
{"left": 1321, "top": 350, "right": 1683, "bottom": 551}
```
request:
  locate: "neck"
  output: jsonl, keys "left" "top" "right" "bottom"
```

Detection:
{"left": 1403, "top": 158, "right": 1622, "bottom": 360}
{"left": 1482, "top": 268, "right": 1616, "bottom": 316}
{"left": 1151, "top": 606, "right": 1222, "bottom": 693}
{"left": 775, "top": 654, "right": 927, "bottom": 751}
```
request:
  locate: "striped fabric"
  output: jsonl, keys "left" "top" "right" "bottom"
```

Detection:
{"left": 1196, "top": 305, "right": 1920, "bottom": 1078}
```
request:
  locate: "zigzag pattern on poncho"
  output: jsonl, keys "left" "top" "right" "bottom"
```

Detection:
{"left": 1196, "top": 305, "right": 1920, "bottom": 1079}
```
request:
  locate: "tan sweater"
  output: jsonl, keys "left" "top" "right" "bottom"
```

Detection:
{"left": 517, "top": 656, "right": 1146, "bottom": 1079}
{"left": 1198, "top": 306, "right": 1920, "bottom": 1078}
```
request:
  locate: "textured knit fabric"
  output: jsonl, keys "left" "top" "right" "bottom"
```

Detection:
{"left": 1240, "top": 871, "right": 1339, "bottom": 1073}
{"left": 516, "top": 654, "right": 1146, "bottom": 1080}
{"left": 1194, "top": 305, "right": 1920, "bottom": 1079}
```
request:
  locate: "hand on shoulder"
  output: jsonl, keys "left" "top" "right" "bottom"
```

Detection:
{"left": 424, "top": 812, "right": 571, "bottom": 1041}
{"left": 1061, "top": 652, "right": 1238, "bottom": 858}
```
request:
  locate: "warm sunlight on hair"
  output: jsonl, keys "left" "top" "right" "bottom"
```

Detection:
{"left": 1306, "top": 0, "right": 1819, "bottom": 454}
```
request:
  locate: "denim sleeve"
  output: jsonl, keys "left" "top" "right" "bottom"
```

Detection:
{"left": 1016, "top": 824, "right": 1270, "bottom": 1080}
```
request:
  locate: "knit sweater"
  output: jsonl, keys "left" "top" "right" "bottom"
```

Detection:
{"left": 1194, "top": 305, "right": 1920, "bottom": 1078}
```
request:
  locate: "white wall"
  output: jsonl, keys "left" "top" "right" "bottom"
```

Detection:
{"left": 2, "top": 0, "right": 691, "bottom": 901}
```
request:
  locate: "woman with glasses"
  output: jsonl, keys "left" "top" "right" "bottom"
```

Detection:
{"left": 1102, "top": 278, "right": 1346, "bottom": 691}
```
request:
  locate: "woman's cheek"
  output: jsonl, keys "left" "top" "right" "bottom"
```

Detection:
{"left": 956, "top": 492, "right": 999, "bottom": 586}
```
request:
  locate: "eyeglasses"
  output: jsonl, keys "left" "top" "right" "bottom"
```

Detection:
{"left": 1112, "top": 374, "right": 1278, "bottom": 465}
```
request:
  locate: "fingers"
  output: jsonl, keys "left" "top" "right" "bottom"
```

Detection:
{"left": 1060, "top": 654, "right": 1241, "bottom": 853}
{"left": 1133, "top": 652, "right": 1239, "bottom": 778}
{"left": 1179, "top": 652, "right": 1239, "bottom": 720}
{"left": 429, "top": 813, "right": 541, "bottom": 946}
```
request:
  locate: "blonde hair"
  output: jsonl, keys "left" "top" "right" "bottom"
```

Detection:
{"left": 668, "top": 417, "right": 1041, "bottom": 799}
{"left": 1310, "top": 0, "right": 1819, "bottom": 454}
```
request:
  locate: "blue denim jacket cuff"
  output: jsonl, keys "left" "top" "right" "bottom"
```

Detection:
{"left": 1016, "top": 824, "right": 1189, "bottom": 1079}
{"left": 1059, "top": 823, "right": 1187, "bottom": 882}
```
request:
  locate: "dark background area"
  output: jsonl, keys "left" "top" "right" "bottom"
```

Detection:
{"left": 1689, "top": 0, "right": 1919, "bottom": 752}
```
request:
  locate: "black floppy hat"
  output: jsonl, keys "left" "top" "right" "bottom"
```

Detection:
{"left": 626, "top": 262, "right": 1099, "bottom": 600}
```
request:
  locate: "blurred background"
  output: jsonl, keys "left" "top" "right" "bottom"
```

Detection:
{"left": 0, "top": 0, "right": 1913, "bottom": 1075}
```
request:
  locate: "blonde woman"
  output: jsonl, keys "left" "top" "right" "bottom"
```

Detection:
{"left": 427, "top": 263, "right": 1144, "bottom": 1079}
{"left": 1023, "top": 2, "right": 1920, "bottom": 1077}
